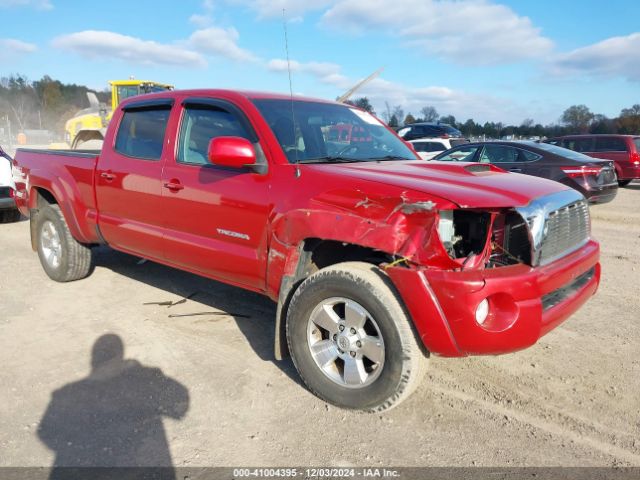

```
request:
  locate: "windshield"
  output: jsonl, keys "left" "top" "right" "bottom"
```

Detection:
{"left": 533, "top": 141, "right": 597, "bottom": 161}
{"left": 252, "top": 99, "right": 417, "bottom": 163}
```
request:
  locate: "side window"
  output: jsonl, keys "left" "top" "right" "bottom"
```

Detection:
{"left": 412, "top": 142, "right": 428, "bottom": 152}
{"left": 427, "top": 142, "right": 445, "bottom": 152}
{"left": 569, "top": 137, "right": 594, "bottom": 153}
{"left": 594, "top": 137, "right": 628, "bottom": 152}
{"left": 114, "top": 108, "right": 171, "bottom": 160}
{"left": 436, "top": 145, "right": 480, "bottom": 162}
{"left": 177, "top": 106, "right": 252, "bottom": 165}
{"left": 480, "top": 145, "right": 519, "bottom": 163}
{"left": 519, "top": 149, "right": 541, "bottom": 162}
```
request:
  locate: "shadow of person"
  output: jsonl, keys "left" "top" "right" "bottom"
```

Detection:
{"left": 37, "top": 334, "right": 189, "bottom": 480}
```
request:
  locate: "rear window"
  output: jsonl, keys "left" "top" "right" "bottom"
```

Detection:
{"left": 534, "top": 142, "right": 596, "bottom": 161}
{"left": 413, "top": 141, "right": 445, "bottom": 152}
{"left": 114, "top": 108, "right": 171, "bottom": 160}
{"left": 595, "top": 137, "right": 628, "bottom": 153}
{"left": 565, "top": 137, "right": 594, "bottom": 153}
{"left": 634, "top": 138, "right": 640, "bottom": 152}
{"left": 450, "top": 139, "right": 470, "bottom": 147}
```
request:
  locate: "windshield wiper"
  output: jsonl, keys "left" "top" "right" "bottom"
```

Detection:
{"left": 369, "top": 156, "right": 412, "bottom": 162}
{"left": 296, "top": 156, "right": 369, "bottom": 164}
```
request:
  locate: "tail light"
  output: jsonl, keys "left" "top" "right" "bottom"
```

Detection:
{"left": 9, "top": 188, "right": 15, "bottom": 198}
{"left": 440, "top": 134, "right": 450, "bottom": 139}
{"left": 631, "top": 151, "right": 640, "bottom": 165}
{"left": 561, "top": 166, "right": 603, "bottom": 178}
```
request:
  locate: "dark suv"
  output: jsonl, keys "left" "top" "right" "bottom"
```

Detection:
{"left": 544, "top": 135, "right": 640, "bottom": 187}
{"left": 397, "top": 122, "right": 463, "bottom": 141}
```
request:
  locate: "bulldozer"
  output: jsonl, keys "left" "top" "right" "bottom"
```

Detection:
{"left": 65, "top": 79, "right": 173, "bottom": 149}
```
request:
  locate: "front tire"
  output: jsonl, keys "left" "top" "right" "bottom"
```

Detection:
{"left": 35, "top": 204, "right": 93, "bottom": 282}
{"left": 286, "top": 262, "right": 427, "bottom": 412}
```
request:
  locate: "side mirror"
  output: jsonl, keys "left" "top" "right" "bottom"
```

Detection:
{"left": 207, "top": 136, "right": 256, "bottom": 169}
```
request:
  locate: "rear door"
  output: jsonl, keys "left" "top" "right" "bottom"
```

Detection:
{"left": 592, "top": 137, "right": 630, "bottom": 177}
{"left": 478, "top": 144, "right": 534, "bottom": 174}
{"left": 160, "top": 97, "right": 271, "bottom": 290}
{"left": 95, "top": 99, "right": 173, "bottom": 259}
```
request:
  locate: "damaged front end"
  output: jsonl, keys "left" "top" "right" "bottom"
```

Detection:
{"left": 431, "top": 189, "right": 590, "bottom": 272}
{"left": 434, "top": 207, "right": 532, "bottom": 271}
{"left": 387, "top": 188, "right": 599, "bottom": 357}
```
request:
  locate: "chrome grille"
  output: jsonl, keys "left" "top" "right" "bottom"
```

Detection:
{"left": 516, "top": 190, "right": 591, "bottom": 267}
{"left": 538, "top": 200, "right": 590, "bottom": 265}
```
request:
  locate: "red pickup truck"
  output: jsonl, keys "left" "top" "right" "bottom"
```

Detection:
{"left": 12, "top": 90, "right": 600, "bottom": 411}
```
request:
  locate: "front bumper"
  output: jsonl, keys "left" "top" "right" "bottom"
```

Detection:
{"left": 388, "top": 240, "right": 600, "bottom": 357}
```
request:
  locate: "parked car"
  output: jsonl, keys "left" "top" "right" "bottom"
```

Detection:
{"left": 397, "top": 122, "right": 463, "bottom": 141}
{"left": 433, "top": 141, "right": 618, "bottom": 204}
{"left": 409, "top": 138, "right": 470, "bottom": 160}
{"left": 544, "top": 134, "right": 640, "bottom": 187}
{"left": 0, "top": 146, "right": 21, "bottom": 223}
{"left": 13, "top": 90, "right": 601, "bottom": 411}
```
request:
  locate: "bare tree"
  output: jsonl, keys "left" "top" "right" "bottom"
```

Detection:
{"left": 420, "top": 106, "right": 439, "bottom": 122}
{"left": 392, "top": 105, "right": 405, "bottom": 126}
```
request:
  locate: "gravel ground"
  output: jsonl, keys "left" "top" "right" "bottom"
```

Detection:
{"left": 0, "top": 184, "right": 639, "bottom": 469}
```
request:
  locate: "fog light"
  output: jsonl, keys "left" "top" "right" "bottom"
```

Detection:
{"left": 475, "top": 298, "right": 489, "bottom": 325}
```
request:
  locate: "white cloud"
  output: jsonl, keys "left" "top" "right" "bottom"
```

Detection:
{"left": 190, "top": 0, "right": 215, "bottom": 27}
{"left": 229, "top": 0, "right": 335, "bottom": 19}
{"left": 189, "top": 27, "right": 259, "bottom": 63}
{"left": 0, "top": 38, "right": 37, "bottom": 59}
{"left": 0, "top": 0, "right": 52, "bottom": 9}
{"left": 348, "top": 76, "right": 530, "bottom": 124}
{"left": 267, "top": 58, "right": 349, "bottom": 86}
{"left": 550, "top": 32, "right": 640, "bottom": 82}
{"left": 52, "top": 31, "right": 206, "bottom": 68}
{"left": 322, "top": 0, "right": 553, "bottom": 65}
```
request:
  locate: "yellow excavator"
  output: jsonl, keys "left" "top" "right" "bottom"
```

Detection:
{"left": 65, "top": 79, "right": 173, "bottom": 149}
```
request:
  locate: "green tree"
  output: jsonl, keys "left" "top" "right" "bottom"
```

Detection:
{"left": 462, "top": 118, "right": 477, "bottom": 137}
{"left": 560, "top": 105, "right": 594, "bottom": 133}
{"left": 439, "top": 115, "right": 457, "bottom": 128}
{"left": 388, "top": 114, "right": 399, "bottom": 128}
{"left": 618, "top": 104, "right": 640, "bottom": 134}
{"left": 346, "top": 97, "right": 375, "bottom": 114}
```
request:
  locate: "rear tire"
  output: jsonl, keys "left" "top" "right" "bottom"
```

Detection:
{"left": 618, "top": 179, "right": 632, "bottom": 187}
{"left": 0, "top": 209, "right": 21, "bottom": 223}
{"left": 286, "top": 262, "right": 427, "bottom": 412}
{"left": 35, "top": 204, "right": 93, "bottom": 282}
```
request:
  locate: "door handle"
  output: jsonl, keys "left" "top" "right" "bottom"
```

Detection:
{"left": 163, "top": 181, "right": 184, "bottom": 192}
{"left": 100, "top": 171, "right": 115, "bottom": 181}
{"left": 509, "top": 168, "right": 522, "bottom": 173}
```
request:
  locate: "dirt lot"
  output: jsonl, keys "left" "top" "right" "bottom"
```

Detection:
{"left": 0, "top": 185, "right": 639, "bottom": 469}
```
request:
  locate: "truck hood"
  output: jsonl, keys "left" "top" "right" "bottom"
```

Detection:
{"left": 313, "top": 160, "right": 571, "bottom": 209}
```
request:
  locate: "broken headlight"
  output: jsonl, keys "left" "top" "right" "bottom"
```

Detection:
{"left": 437, "top": 209, "right": 491, "bottom": 259}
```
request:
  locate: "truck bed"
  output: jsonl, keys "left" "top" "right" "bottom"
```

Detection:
{"left": 14, "top": 148, "right": 101, "bottom": 244}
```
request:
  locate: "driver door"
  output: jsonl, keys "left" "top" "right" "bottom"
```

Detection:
{"left": 160, "top": 99, "right": 271, "bottom": 290}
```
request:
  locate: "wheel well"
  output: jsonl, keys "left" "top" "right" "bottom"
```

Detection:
{"left": 29, "top": 188, "right": 58, "bottom": 250}
{"left": 274, "top": 239, "right": 395, "bottom": 360}
{"left": 35, "top": 187, "right": 57, "bottom": 207}
{"left": 304, "top": 239, "right": 395, "bottom": 271}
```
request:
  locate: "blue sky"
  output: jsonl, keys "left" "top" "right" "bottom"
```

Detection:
{"left": 1, "top": 0, "right": 639, "bottom": 125}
